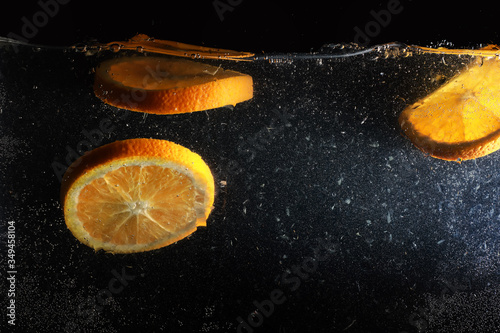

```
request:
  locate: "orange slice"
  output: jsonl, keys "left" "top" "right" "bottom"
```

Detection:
{"left": 101, "top": 33, "right": 255, "bottom": 60}
{"left": 399, "top": 57, "right": 500, "bottom": 161}
{"left": 94, "top": 56, "right": 253, "bottom": 114}
{"left": 61, "top": 138, "right": 215, "bottom": 253}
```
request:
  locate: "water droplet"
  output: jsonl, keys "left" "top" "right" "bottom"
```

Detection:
{"left": 74, "top": 44, "right": 87, "bottom": 53}
{"left": 110, "top": 44, "right": 121, "bottom": 52}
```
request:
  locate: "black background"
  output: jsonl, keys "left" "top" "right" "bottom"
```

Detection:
{"left": 0, "top": 0, "right": 498, "bottom": 52}
{"left": 2, "top": 1, "right": 500, "bottom": 333}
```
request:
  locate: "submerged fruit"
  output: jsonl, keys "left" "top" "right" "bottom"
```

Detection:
{"left": 399, "top": 57, "right": 500, "bottom": 161}
{"left": 94, "top": 56, "right": 253, "bottom": 114}
{"left": 61, "top": 138, "right": 215, "bottom": 253}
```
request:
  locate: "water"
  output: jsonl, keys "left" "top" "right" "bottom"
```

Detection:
{"left": 1, "top": 36, "right": 499, "bottom": 332}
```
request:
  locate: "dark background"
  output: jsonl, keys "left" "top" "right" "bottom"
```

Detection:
{"left": 2, "top": 1, "right": 500, "bottom": 333}
{"left": 0, "top": 0, "right": 498, "bottom": 52}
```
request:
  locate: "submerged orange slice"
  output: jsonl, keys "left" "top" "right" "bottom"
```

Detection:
{"left": 94, "top": 56, "right": 253, "bottom": 114}
{"left": 399, "top": 57, "right": 500, "bottom": 161}
{"left": 61, "top": 139, "right": 215, "bottom": 253}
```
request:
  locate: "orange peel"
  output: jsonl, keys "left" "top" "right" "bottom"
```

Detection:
{"left": 399, "top": 57, "right": 500, "bottom": 161}
{"left": 94, "top": 56, "right": 253, "bottom": 114}
{"left": 61, "top": 138, "right": 215, "bottom": 253}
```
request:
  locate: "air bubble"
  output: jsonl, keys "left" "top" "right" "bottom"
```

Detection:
{"left": 110, "top": 44, "right": 122, "bottom": 52}
{"left": 74, "top": 44, "right": 87, "bottom": 53}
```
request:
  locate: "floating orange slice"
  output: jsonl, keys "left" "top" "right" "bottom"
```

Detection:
{"left": 101, "top": 33, "right": 255, "bottom": 60}
{"left": 61, "top": 138, "right": 215, "bottom": 253}
{"left": 399, "top": 56, "right": 500, "bottom": 161}
{"left": 94, "top": 56, "right": 253, "bottom": 114}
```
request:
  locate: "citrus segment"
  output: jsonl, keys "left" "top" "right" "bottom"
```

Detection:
{"left": 61, "top": 139, "right": 215, "bottom": 253}
{"left": 399, "top": 57, "right": 500, "bottom": 161}
{"left": 94, "top": 56, "right": 253, "bottom": 114}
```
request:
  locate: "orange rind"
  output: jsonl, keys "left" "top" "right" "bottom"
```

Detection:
{"left": 399, "top": 56, "right": 500, "bottom": 161}
{"left": 61, "top": 138, "right": 215, "bottom": 253}
{"left": 94, "top": 56, "right": 253, "bottom": 115}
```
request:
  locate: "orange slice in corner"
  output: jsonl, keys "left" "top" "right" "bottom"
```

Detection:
{"left": 61, "top": 138, "right": 215, "bottom": 253}
{"left": 399, "top": 57, "right": 500, "bottom": 162}
{"left": 94, "top": 56, "right": 253, "bottom": 115}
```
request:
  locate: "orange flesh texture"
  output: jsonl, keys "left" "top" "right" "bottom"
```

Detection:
{"left": 399, "top": 57, "right": 500, "bottom": 160}
{"left": 61, "top": 139, "right": 214, "bottom": 252}
{"left": 77, "top": 166, "right": 197, "bottom": 245}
